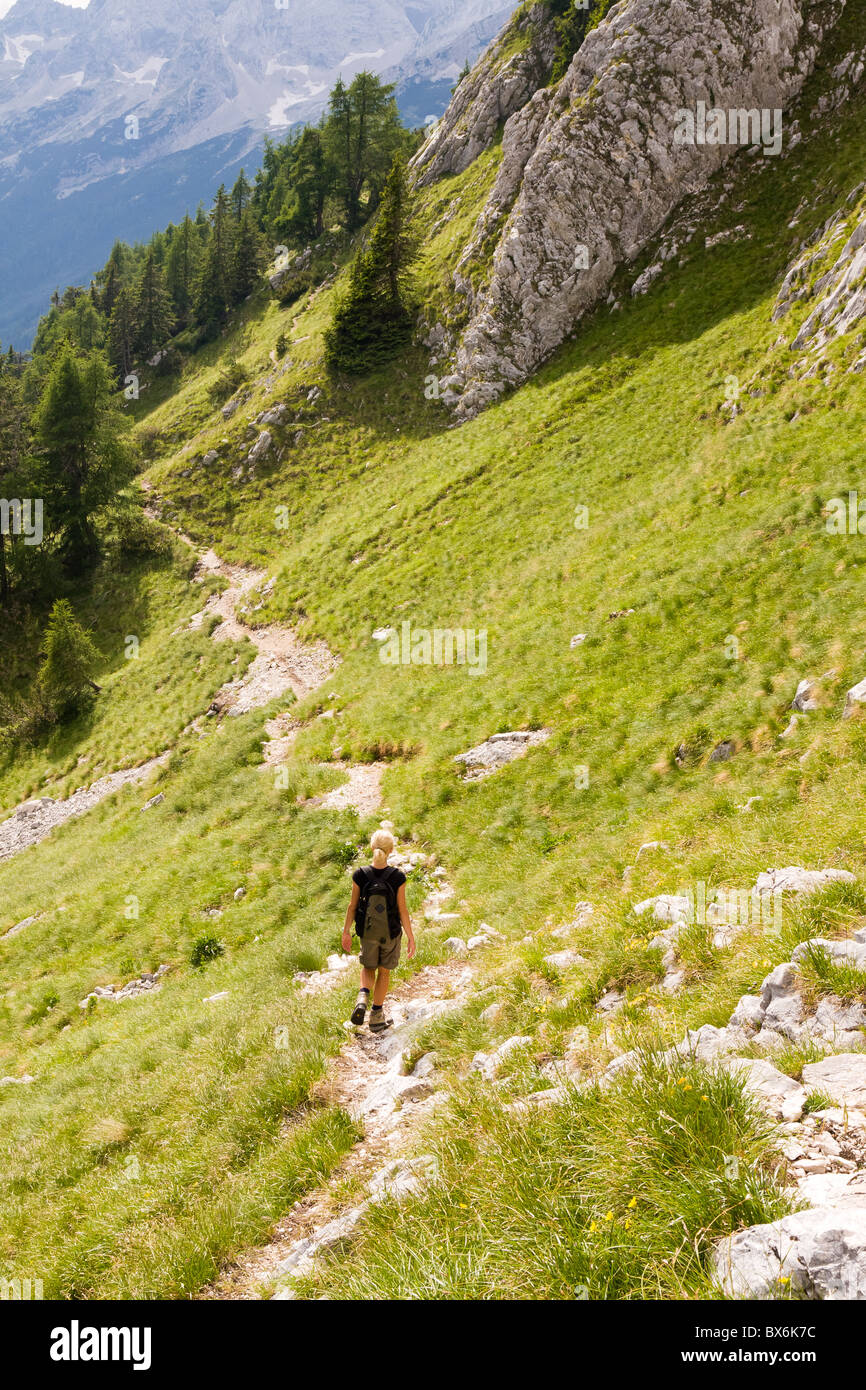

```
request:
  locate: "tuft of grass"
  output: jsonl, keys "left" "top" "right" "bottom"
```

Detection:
{"left": 796, "top": 943, "right": 866, "bottom": 1006}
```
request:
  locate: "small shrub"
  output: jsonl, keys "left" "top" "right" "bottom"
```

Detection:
{"left": 106, "top": 504, "right": 172, "bottom": 558}
{"left": 38, "top": 599, "right": 101, "bottom": 722}
{"left": 274, "top": 271, "right": 314, "bottom": 307}
{"left": 190, "top": 934, "right": 225, "bottom": 969}
{"left": 207, "top": 358, "right": 248, "bottom": 406}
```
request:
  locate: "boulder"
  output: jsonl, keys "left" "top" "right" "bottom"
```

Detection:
{"left": 730, "top": 994, "right": 764, "bottom": 1032}
{"left": 755, "top": 867, "right": 856, "bottom": 896}
{"left": 470, "top": 1035, "right": 533, "bottom": 1081}
{"left": 792, "top": 678, "right": 820, "bottom": 712}
{"left": 714, "top": 1207, "right": 866, "bottom": 1299}
{"left": 724, "top": 1058, "right": 806, "bottom": 1121}
{"left": 844, "top": 677, "right": 866, "bottom": 718}
{"left": 802, "top": 1054, "right": 866, "bottom": 1109}
{"left": 633, "top": 894, "right": 691, "bottom": 923}
{"left": 247, "top": 430, "right": 272, "bottom": 464}
{"left": 792, "top": 937, "right": 866, "bottom": 972}
{"left": 543, "top": 949, "right": 586, "bottom": 971}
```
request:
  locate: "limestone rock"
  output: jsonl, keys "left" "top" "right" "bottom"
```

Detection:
{"left": 247, "top": 430, "right": 272, "bottom": 465}
{"left": 715, "top": 1207, "right": 866, "bottom": 1299}
{"left": 543, "top": 949, "right": 586, "bottom": 971}
{"left": 755, "top": 867, "right": 856, "bottom": 896}
{"left": 410, "top": 3, "right": 557, "bottom": 187}
{"left": 844, "top": 677, "right": 866, "bottom": 718}
{"left": 802, "top": 1054, "right": 866, "bottom": 1109}
{"left": 470, "top": 1035, "right": 533, "bottom": 1081}
{"left": 446, "top": 0, "right": 838, "bottom": 418}
{"left": 724, "top": 1057, "right": 806, "bottom": 1121}
{"left": 633, "top": 894, "right": 691, "bottom": 924}
{"left": 454, "top": 728, "right": 551, "bottom": 781}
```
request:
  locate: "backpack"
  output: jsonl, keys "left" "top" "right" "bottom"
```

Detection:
{"left": 355, "top": 866, "right": 402, "bottom": 940}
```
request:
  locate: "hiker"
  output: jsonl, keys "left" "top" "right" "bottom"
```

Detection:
{"left": 342, "top": 827, "right": 415, "bottom": 1032}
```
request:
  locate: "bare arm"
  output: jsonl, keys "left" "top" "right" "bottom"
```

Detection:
{"left": 397, "top": 884, "right": 416, "bottom": 959}
{"left": 342, "top": 883, "right": 360, "bottom": 952}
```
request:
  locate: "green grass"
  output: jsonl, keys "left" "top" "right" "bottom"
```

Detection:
{"left": 2, "top": 10, "right": 866, "bottom": 1298}
{"left": 292, "top": 1057, "right": 788, "bottom": 1300}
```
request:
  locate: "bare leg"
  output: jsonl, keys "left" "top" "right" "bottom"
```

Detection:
{"left": 360, "top": 966, "right": 376, "bottom": 994}
{"left": 372, "top": 968, "right": 390, "bottom": 1007}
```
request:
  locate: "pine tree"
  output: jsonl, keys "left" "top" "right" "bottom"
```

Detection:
{"left": 324, "top": 154, "right": 417, "bottom": 374}
{"left": 230, "top": 167, "right": 253, "bottom": 219}
{"left": 231, "top": 209, "right": 266, "bottom": 302}
{"left": 283, "top": 125, "right": 330, "bottom": 241}
{"left": 165, "top": 214, "right": 200, "bottom": 325}
{"left": 134, "top": 248, "right": 175, "bottom": 357}
{"left": 324, "top": 72, "right": 405, "bottom": 231}
{"left": 0, "top": 355, "right": 29, "bottom": 606}
{"left": 100, "top": 261, "right": 120, "bottom": 320}
{"left": 37, "top": 598, "right": 101, "bottom": 719}
{"left": 194, "top": 186, "right": 235, "bottom": 333}
{"left": 31, "top": 347, "right": 135, "bottom": 572}
{"left": 109, "top": 288, "right": 137, "bottom": 383}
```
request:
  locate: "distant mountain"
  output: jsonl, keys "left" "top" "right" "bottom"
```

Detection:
{"left": 0, "top": 0, "right": 509, "bottom": 345}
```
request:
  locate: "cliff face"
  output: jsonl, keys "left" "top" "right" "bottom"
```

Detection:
{"left": 415, "top": 0, "right": 849, "bottom": 418}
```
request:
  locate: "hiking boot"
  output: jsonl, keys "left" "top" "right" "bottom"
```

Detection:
{"left": 369, "top": 1007, "right": 392, "bottom": 1034}
{"left": 350, "top": 995, "right": 368, "bottom": 1026}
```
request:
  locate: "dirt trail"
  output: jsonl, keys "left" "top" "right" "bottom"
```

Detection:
{"left": 0, "top": 526, "right": 341, "bottom": 863}
{"left": 203, "top": 865, "right": 476, "bottom": 1301}
{"left": 187, "top": 545, "right": 338, "bottom": 714}
{"left": 0, "top": 753, "right": 169, "bottom": 864}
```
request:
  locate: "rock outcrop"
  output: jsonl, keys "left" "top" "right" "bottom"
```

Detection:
{"left": 415, "top": 0, "right": 846, "bottom": 417}
{"left": 410, "top": 3, "right": 558, "bottom": 188}
{"left": 774, "top": 186, "right": 866, "bottom": 354}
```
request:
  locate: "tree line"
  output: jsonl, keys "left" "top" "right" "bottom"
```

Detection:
{"left": 0, "top": 71, "right": 425, "bottom": 736}
{"left": 27, "top": 73, "right": 419, "bottom": 388}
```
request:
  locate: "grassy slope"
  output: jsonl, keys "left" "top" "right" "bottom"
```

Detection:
{"left": 2, "top": 9, "right": 866, "bottom": 1297}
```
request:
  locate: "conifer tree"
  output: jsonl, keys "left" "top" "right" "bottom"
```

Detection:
{"left": 37, "top": 598, "right": 101, "bottom": 718}
{"left": 134, "top": 248, "right": 175, "bottom": 356}
{"left": 194, "top": 185, "right": 235, "bottom": 333}
{"left": 230, "top": 167, "right": 253, "bottom": 219}
{"left": 109, "top": 288, "right": 137, "bottom": 383}
{"left": 100, "top": 260, "right": 120, "bottom": 319}
{"left": 31, "top": 347, "right": 134, "bottom": 571}
{"left": 165, "top": 213, "right": 200, "bottom": 325}
{"left": 231, "top": 209, "right": 266, "bottom": 302}
{"left": 324, "top": 72, "right": 406, "bottom": 231}
{"left": 324, "top": 154, "right": 416, "bottom": 373}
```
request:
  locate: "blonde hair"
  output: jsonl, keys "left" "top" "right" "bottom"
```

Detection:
{"left": 370, "top": 826, "right": 395, "bottom": 866}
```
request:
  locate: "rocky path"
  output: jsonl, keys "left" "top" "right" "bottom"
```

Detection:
{"left": 203, "top": 858, "right": 480, "bottom": 1300}
{"left": 188, "top": 546, "right": 338, "bottom": 713}
{"left": 0, "top": 525, "right": 340, "bottom": 865}
{"left": 0, "top": 754, "right": 169, "bottom": 865}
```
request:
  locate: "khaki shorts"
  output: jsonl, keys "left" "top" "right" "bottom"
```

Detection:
{"left": 359, "top": 920, "right": 402, "bottom": 971}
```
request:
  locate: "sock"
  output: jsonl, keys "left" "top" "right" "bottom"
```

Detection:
{"left": 357, "top": 988, "right": 369, "bottom": 998}
{"left": 371, "top": 1003, "right": 383, "bottom": 1012}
